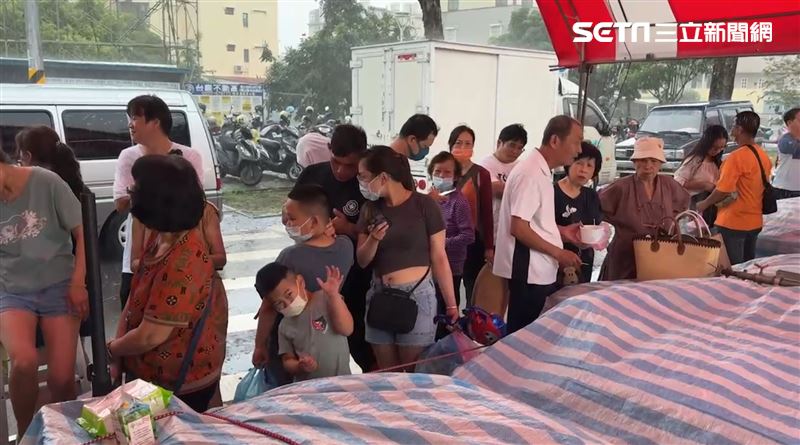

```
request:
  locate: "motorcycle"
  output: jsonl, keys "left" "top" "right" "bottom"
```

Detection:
{"left": 215, "top": 115, "right": 263, "bottom": 186}
{"left": 256, "top": 122, "right": 303, "bottom": 181}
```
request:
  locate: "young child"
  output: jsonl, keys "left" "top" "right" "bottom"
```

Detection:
{"left": 256, "top": 263, "right": 353, "bottom": 381}
{"left": 554, "top": 142, "right": 603, "bottom": 284}
{"left": 252, "top": 184, "right": 354, "bottom": 382}
{"left": 428, "top": 152, "right": 474, "bottom": 338}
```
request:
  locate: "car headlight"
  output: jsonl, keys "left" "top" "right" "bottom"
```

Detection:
{"left": 665, "top": 149, "right": 684, "bottom": 161}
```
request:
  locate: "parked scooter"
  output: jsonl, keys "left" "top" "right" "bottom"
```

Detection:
{"left": 215, "top": 114, "right": 263, "bottom": 186}
{"left": 256, "top": 122, "right": 303, "bottom": 181}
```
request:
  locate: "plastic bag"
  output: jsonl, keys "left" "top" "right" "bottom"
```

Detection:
{"left": 233, "top": 367, "right": 276, "bottom": 402}
{"left": 415, "top": 331, "right": 482, "bottom": 376}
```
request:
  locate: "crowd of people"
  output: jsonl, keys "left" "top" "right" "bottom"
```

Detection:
{"left": 0, "top": 91, "right": 797, "bottom": 437}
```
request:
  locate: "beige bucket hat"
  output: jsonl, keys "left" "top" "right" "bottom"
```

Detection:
{"left": 630, "top": 136, "right": 666, "bottom": 163}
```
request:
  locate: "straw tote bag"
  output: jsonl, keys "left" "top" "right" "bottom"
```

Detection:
{"left": 633, "top": 210, "right": 722, "bottom": 281}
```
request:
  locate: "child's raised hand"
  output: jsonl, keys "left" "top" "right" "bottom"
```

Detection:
{"left": 298, "top": 354, "right": 318, "bottom": 373}
{"left": 316, "top": 265, "right": 343, "bottom": 295}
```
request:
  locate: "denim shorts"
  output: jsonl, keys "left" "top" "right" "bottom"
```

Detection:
{"left": 0, "top": 280, "right": 72, "bottom": 317}
{"left": 365, "top": 276, "right": 437, "bottom": 347}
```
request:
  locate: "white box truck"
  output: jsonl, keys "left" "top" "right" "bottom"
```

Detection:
{"left": 350, "top": 40, "right": 617, "bottom": 184}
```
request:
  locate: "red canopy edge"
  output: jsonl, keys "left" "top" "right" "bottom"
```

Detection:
{"left": 536, "top": 0, "right": 800, "bottom": 69}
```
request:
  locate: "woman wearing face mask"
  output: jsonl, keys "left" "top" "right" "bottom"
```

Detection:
{"left": 107, "top": 155, "right": 226, "bottom": 413}
{"left": 427, "top": 152, "right": 474, "bottom": 339}
{"left": 356, "top": 146, "right": 458, "bottom": 371}
{"left": 446, "top": 125, "right": 494, "bottom": 306}
{"left": 673, "top": 125, "right": 728, "bottom": 227}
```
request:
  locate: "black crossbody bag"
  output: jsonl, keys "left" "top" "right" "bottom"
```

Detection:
{"left": 367, "top": 268, "right": 429, "bottom": 334}
{"left": 745, "top": 144, "right": 778, "bottom": 215}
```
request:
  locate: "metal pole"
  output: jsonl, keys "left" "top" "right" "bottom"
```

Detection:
{"left": 24, "top": 0, "right": 45, "bottom": 84}
{"left": 577, "top": 63, "right": 592, "bottom": 124}
{"left": 81, "top": 191, "right": 112, "bottom": 397}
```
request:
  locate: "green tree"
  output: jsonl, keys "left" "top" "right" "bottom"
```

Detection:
{"left": 1, "top": 0, "right": 169, "bottom": 63}
{"left": 259, "top": 43, "right": 275, "bottom": 64}
{"left": 266, "top": 0, "right": 400, "bottom": 116}
{"left": 489, "top": 7, "right": 552, "bottom": 51}
{"left": 629, "top": 59, "right": 712, "bottom": 104}
{"left": 762, "top": 55, "right": 800, "bottom": 113}
{"left": 567, "top": 64, "right": 642, "bottom": 119}
{"left": 177, "top": 39, "right": 204, "bottom": 82}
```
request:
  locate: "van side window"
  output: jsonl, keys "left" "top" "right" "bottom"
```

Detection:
{"left": 0, "top": 110, "right": 53, "bottom": 156}
{"left": 169, "top": 112, "right": 191, "bottom": 147}
{"left": 62, "top": 110, "right": 131, "bottom": 160}
{"left": 62, "top": 110, "right": 191, "bottom": 160}
{"left": 582, "top": 106, "right": 603, "bottom": 131}
{"left": 564, "top": 99, "right": 603, "bottom": 131}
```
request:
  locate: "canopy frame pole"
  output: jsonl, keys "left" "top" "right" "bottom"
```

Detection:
{"left": 575, "top": 40, "right": 592, "bottom": 125}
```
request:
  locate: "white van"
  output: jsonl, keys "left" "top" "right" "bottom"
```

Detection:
{"left": 0, "top": 84, "right": 222, "bottom": 259}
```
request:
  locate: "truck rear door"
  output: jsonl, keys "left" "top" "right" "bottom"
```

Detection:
{"left": 351, "top": 48, "right": 389, "bottom": 145}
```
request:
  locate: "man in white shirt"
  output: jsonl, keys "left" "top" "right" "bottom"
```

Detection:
{"left": 773, "top": 107, "right": 800, "bottom": 200}
{"left": 113, "top": 95, "right": 204, "bottom": 308}
{"left": 493, "top": 115, "right": 584, "bottom": 334}
{"left": 478, "top": 124, "right": 528, "bottom": 237}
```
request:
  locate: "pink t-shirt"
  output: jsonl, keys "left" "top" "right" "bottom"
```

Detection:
{"left": 112, "top": 143, "right": 204, "bottom": 200}
{"left": 296, "top": 132, "right": 331, "bottom": 168}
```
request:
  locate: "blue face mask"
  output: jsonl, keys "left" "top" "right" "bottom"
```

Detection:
{"left": 408, "top": 140, "right": 430, "bottom": 161}
{"left": 432, "top": 176, "right": 454, "bottom": 192}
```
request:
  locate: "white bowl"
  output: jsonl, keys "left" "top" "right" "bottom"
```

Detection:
{"left": 580, "top": 225, "right": 604, "bottom": 244}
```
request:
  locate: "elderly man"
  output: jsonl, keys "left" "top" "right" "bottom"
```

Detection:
{"left": 493, "top": 115, "right": 584, "bottom": 334}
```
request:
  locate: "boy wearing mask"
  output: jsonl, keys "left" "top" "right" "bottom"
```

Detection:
{"left": 256, "top": 263, "right": 353, "bottom": 381}
{"left": 253, "top": 184, "right": 354, "bottom": 382}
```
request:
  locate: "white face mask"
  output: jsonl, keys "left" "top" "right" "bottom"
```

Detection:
{"left": 280, "top": 285, "right": 307, "bottom": 317}
{"left": 285, "top": 217, "right": 312, "bottom": 243}
{"left": 359, "top": 176, "right": 381, "bottom": 201}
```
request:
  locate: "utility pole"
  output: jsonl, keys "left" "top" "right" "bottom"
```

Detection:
{"left": 24, "top": 0, "right": 45, "bottom": 84}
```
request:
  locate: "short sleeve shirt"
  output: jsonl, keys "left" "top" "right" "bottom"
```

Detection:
{"left": 554, "top": 184, "right": 602, "bottom": 283}
{"left": 275, "top": 236, "right": 354, "bottom": 292}
{"left": 478, "top": 154, "right": 519, "bottom": 235}
{"left": 295, "top": 162, "right": 364, "bottom": 224}
{"left": 357, "top": 192, "right": 445, "bottom": 276}
{"left": 773, "top": 133, "right": 800, "bottom": 192}
{"left": 715, "top": 144, "right": 772, "bottom": 231}
{"left": 673, "top": 155, "right": 720, "bottom": 197}
{"left": 1, "top": 168, "right": 82, "bottom": 294}
{"left": 296, "top": 132, "right": 332, "bottom": 168}
{"left": 277, "top": 292, "right": 351, "bottom": 382}
{"left": 493, "top": 149, "right": 562, "bottom": 285}
{"left": 123, "top": 230, "right": 224, "bottom": 394}
{"left": 114, "top": 143, "right": 204, "bottom": 274}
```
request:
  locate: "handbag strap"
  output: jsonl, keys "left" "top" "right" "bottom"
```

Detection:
{"left": 172, "top": 278, "right": 215, "bottom": 394}
{"left": 745, "top": 144, "right": 770, "bottom": 188}
{"left": 408, "top": 267, "right": 431, "bottom": 294}
{"left": 673, "top": 210, "right": 712, "bottom": 238}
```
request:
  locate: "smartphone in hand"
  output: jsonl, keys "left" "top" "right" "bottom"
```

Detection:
{"left": 370, "top": 213, "right": 390, "bottom": 228}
